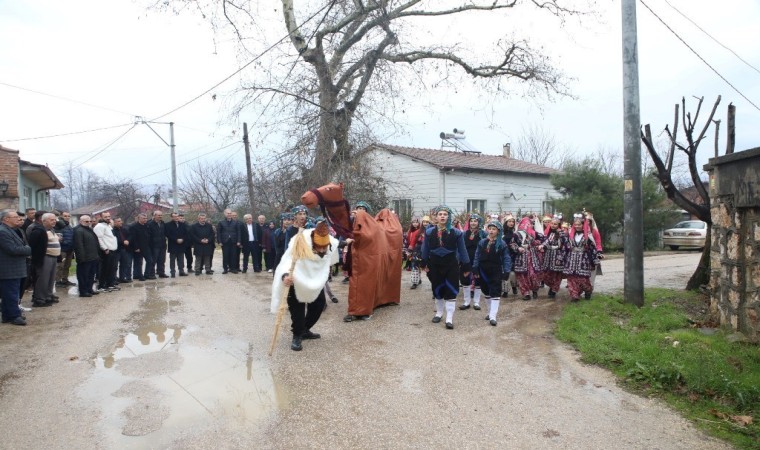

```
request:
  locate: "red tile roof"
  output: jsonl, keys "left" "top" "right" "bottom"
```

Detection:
{"left": 368, "top": 143, "right": 558, "bottom": 175}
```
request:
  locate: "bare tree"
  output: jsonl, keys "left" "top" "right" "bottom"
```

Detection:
{"left": 641, "top": 96, "right": 718, "bottom": 290}
{"left": 179, "top": 161, "right": 247, "bottom": 219}
{"left": 90, "top": 178, "right": 146, "bottom": 221}
{"left": 156, "top": 0, "right": 588, "bottom": 187}
{"left": 52, "top": 162, "right": 104, "bottom": 210}
{"left": 514, "top": 124, "right": 572, "bottom": 168}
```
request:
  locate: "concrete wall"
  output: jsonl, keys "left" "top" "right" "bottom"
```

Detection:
{"left": 368, "top": 148, "right": 556, "bottom": 218}
{"left": 705, "top": 147, "right": 760, "bottom": 341}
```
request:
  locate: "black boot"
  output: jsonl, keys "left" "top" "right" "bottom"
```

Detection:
{"left": 532, "top": 290, "right": 538, "bottom": 299}
{"left": 291, "top": 336, "right": 303, "bottom": 351}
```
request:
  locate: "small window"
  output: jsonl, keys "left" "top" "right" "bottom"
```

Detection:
{"left": 22, "top": 186, "right": 31, "bottom": 209}
{"left": 392, "top": 199, "right": 412, "bottom": 221}
{"left": 466, "top": 199, "right": 486, "bottom": 214}
{"left": 542, "top": 201, "right": 554, "bottom": 216}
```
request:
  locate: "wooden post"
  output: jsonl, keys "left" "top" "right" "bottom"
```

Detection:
{"left": 712, "top": 119, "right": 721, "bottom": 158}
{"left": 726, "top": 104, "right": 735, "bottom": 155}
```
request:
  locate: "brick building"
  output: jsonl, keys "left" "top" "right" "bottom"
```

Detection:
{"left": 0, "top": 145, "right": 64, "bottom": 211}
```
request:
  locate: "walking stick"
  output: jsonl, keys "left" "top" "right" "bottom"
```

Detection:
{"left": 268, "top": 229, "right": 312, "bottom": 356}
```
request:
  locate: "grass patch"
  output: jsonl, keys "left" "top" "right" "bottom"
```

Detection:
{"left": 556, "top": 288, "right": 760, "bottom": 449}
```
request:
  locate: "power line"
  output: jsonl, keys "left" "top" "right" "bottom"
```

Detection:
{"left": 663, "top": 0, "right": 760, "bottom": 76}
{"left": 0, "top": 122, "right": 134, "bottom": 143}
{"left": 639, "top": 0, "right": 760, "bottom": 112}
{"left": 0, "top": 81, "right": 137, "bottom": 117}
{"left": 70, "top": 125, "right": 137, "bottom": 170}
{"left": 149, "top": 1, "right": 336, "bottom": 122}
{"left": 133, "top": 141, "right": 242, "bottom": 181}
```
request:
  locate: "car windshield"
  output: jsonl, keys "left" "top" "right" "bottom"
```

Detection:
{"left": 673, "top": 221, "right": 705, "bottom": 229}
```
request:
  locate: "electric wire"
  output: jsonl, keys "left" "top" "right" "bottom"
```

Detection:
{"left": 150, "top": 1, "right": 336, "bottom": 122}
{"left": 69, "top": 124, "right": 138, "bottom": 170}
{"left": 0, "top": 81, "right": 138, "bottom": 117}
{"left": 0, "top": 122, "right": 134, "bottom": 143}
{"left": 133, "top": 141, "right": 242, "bottom": 181}
{"left": 663, "top": 0, "right": 760, "bottom": 76}
{"left": 639, "top": 0, "right": 760, "bottom": 112}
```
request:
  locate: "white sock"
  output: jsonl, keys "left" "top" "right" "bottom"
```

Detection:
{"left": 489, "top": 298, "right": 500, "bottom": 320}
{"left": 473, "top": 288, "right": 482, "bottom": 306}
{"left": 435, "top": 299, "right": 445, "bottom": 317}
{"left": 462, "top": 289, "right": 470, "bottom": 306}
{"left": 445, "top": 301, "right": 456, "bottom": 323}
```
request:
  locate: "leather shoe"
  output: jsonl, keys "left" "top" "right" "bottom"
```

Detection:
{"left": 584, "top": 292, "right": 592, "bottom": 300}
{"left": 291, "top": 336, "right": 303, "bottom": 351}
{"left": 331, "top": 297, "right": 338, "bottom": 303}
{"left": 206, "top": 270, "right": 214, "bottom": 275}
{"left": 179, "top": 272, "right": 188, "bottom": 277}
{"left": 459, "top": 304, "right": 471, "bottom": 310}
{"left": 145, "top": 276, "right": 157, "bottom": 280}
{"left": 137, "top": 277, "right": 146, "bottom": 281}
{"left": 222, "top": 270, "right": 229, "bottom": 274}
{"left": 4, "top": 317, "right": 26, "bottom": 326}
{"left": 522, "top": 295, "right": 531, "bottom": 301}
{"left": 490, "top": 319, "right": 497, "bottom": 326}
{"left": 242, "top": 268, "right": 247, "bottom": 273}
{"left": 445, "top": 322, "right": 454, "bottom": 330}
{"left": 473, "top": 304, "right": 481, "bottom": 310}
{"left": 343, "top": 314, "right": 354, "bottom": 322}
{"left": 410, "top": 283, "right": 417, "bottom": 290}
{"left": 158, "top": 274, "right": 169, "bottom": 279}
{"left": 91, "top": 291, "right": 100, "bottom": 295}
{"left": 79, "top": 293, "right": 93, "bottom": 298}
{"left": 301, "top": 330, "right": 321, "bottom": 340}
{"left": 432, "top": 316, "right": 442, "bottom": 323}
{"left": 32, "top": 301, "right": 52, "bottom": 307}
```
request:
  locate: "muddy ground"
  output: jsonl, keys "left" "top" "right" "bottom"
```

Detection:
{"left": 0, "top": 251, "right": 727, "bottom": 449}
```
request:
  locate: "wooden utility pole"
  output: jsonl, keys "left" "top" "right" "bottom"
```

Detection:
{"left": 726, "top": 104, "right": 736, "bottom": 155}
{"left": 243, "top": 123, "right": 255, "bottom": 211}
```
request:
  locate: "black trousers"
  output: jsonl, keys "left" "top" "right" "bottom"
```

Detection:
{"left": 98, "top": 250, "right": 117, "bottom": 288}
{"left": 221, "top": 242, "right": 238, "bottom": 271}
{"left": 241, "top": 241, "right": 255, "bottom": 271}
{"left": 287, "top": 286, "right": 326, "bottom": 337}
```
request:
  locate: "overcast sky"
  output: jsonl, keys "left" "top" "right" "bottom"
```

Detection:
{"left": 1, "top": 0, "right": 758, "bottom": 190}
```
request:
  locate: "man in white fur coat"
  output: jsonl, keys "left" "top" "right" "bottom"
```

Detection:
{"left": 271, "top": 217, "right": 339, "bottom": 351}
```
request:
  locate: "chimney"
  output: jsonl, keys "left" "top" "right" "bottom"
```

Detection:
{"left": 503, "top": 143, "right": 511, "bottom": 159}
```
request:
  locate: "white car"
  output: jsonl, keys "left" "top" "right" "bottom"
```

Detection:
{"left": 662, "top": 220, "right": 707, "bottom": 250}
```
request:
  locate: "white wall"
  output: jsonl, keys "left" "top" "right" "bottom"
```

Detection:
{"left": 367, "top": 148, "right": 557, "bottom": 217}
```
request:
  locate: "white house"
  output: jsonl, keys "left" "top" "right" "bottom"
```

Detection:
{"left": 363, "top": 143, "right": 559, "bottom": 219}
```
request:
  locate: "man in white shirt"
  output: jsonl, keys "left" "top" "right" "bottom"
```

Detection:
{"left": 93, "top": 212, "right": 119, "bottom": 292}
{"left": 241, "top": 214, "right": 257, "bottom": 273}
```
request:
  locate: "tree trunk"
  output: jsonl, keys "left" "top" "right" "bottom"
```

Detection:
{"left": 686, "top": 227, "right": 711, "bottom": 290}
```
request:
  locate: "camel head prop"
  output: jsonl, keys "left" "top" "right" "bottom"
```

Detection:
{"left": 301, "top": 182, "right": 344, "bottom": 209}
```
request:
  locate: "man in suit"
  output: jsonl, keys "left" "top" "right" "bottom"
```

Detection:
{"left": 165, "top": 212, "right": 188, "bottom": 277}
{"left": 240, "top": 214, "right": 257, "bottom": 273}
{"left": 190, "top": 213, "right": 215, "bottom": 275}
{"left": 113, "top": 217, "right": 132, "bottom": 282}
{"left": 130, "top": 213, "right": 153, "bottom": 281}
{"left": 252, "top": 214, "right": 266, "bottom": 272}
{"left": 0, "top": 210, "right": 32, "bottom": 325}
{"left": 73, "top": 215, "right": 100, "bottom": 297}
{"left": 21, "top": 208, "right": 35, "bottom": 232}
{"left": 217, "top": 209, "right": 241, "bottom": 274}
{"left": 179, "top": 214, "right": 193, "bottom": 271}
{"left": 147, "top": 210, "right": 168, "bottom": 278}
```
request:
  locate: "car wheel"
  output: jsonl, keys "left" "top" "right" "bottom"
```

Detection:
{"left": 669, "top": 245, "right": 679, "bottom": 250}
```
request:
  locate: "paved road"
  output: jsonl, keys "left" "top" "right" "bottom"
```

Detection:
{"left": 594, "top": 251, "right": 703, "bottom": 293}
{"left": 0, "top": 251, "right": 724, "bottom": 449}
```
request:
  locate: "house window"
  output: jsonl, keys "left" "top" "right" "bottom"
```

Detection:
{"left": 542, "top": 201, "right": 554, "bottom": 216}
{"left": 467, "top": 199, "right": 486, "bottom": 214}
{"left": 392, "top": 199, "right": 412, "bottom": 221}
{"left": 22, "top": 186, "right": 32, "bottom": 209}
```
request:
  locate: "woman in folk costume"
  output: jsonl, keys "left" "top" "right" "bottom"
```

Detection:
{"left": 421, "top": 205, "right": 470, "bottom": 330}
{"left": 272, "top": 217, "right": 339, "bottom": 351}
{"left": 406, "top": 217, "right": 424, "bottom": 289}
{"left": 473, "top": 221, "right": 512, "bottom": 326}
{"left": 584, "top": 211, "right": 605, "bottom": 286}
{"left": 459, "top": 213, "right": 486, "bottom": 310}
{"left": 501, "top": 213, "right": 518, "bottom": 298}
{"left": 539, "top": 214, "right": 566, "bottom": 299}
{"left": 510, "top": 214, "right": 544, "bottom": 300}
{"left": 562, "top": 213, "right": 600, "bottom": 302}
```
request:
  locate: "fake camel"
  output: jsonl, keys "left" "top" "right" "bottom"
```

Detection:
{"left": 301, "top": 183, "right": 403, "bottom": 317}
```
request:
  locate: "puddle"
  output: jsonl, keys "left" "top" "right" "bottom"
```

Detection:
{"left": 79, "top": 327, "right": 287, "bottom": 448}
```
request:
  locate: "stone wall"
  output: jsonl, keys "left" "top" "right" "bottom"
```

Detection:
{"left": 0, "top": 146, "right": 20, "bottom": 211}
{"left": 705, "top": 147, "right": 760, "bottom": 342}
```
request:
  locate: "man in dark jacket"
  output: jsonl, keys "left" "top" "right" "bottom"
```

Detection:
{"left": 27, "top": 212, "right": 60, "bottom": 307}
{"left": 113, "top": 217, "right": 132, "bottom": 282}
{"left": 217, "top": 209, "right": 240, "bottom": 274}
{"left": 190, "top": 213, "right": 215, "bottom": 275}
{"left": 54, "top": 211, "right": 75, "bottom": 287}
{"left": 147, "top": 210, "right": 168, "bottom": 278}
{"left": 179, "top": 214, "right": 193, "bottom": 271}
{"left": 21, "top": 208, "right": 35, "bottom": 232}
{"left": 164, "top": 212, "right": 188, "bottom": 277}
{"left": 73, "top": 215, "right": 100, "bottom": 297}
{"left": 0, "top": 210, "right": 32, "bottom": 325}
{"left": 129, "top": 213, "right": 153, "bottom": 281}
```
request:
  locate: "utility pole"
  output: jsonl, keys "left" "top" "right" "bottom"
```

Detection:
{"left": 622, "top": 0, "right": 644, "bottom": 306}
{"left": 243, "top": 123, "right": 255, "bottom": 211}
{"left": 170, "top": 122, "right": 177, "bottom": 213}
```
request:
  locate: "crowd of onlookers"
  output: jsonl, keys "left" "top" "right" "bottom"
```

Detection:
{"left": 0, "top": 207, "right": 278, "bottom": 326}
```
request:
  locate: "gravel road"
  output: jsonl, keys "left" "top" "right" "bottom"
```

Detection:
{"left": 0, "top": 250, "right": 727, "bottom": 449}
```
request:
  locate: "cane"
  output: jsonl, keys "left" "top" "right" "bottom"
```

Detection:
{"left": 268, "top": 229, "right": 313, "bottom": 356}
